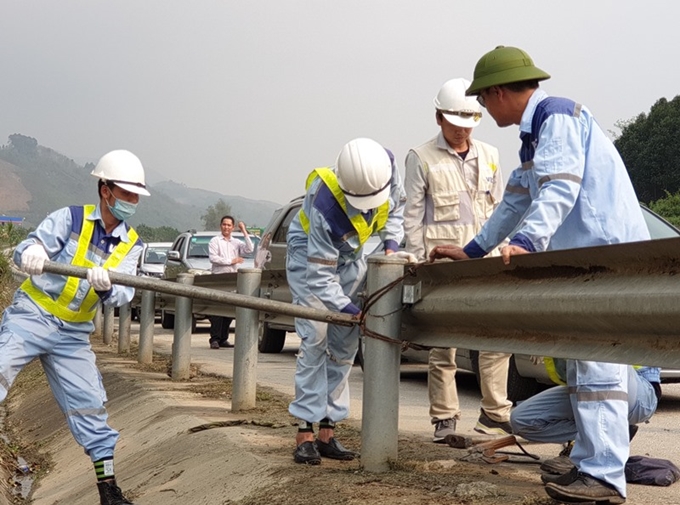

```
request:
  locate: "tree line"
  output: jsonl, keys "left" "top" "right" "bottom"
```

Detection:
{"left": 614, "top": 95, "right": 680, "bottom": 227}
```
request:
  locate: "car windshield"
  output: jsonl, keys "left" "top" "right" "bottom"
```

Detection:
{"left": 188, "top": 236, "right": 213, "bottom": 258}
{"left": 144, "top": 246, "right": 170, "bottom": 264}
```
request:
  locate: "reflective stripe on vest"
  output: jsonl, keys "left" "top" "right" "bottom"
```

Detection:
{"left": 298, "top": 167, "right": 389, "bottom": 249}
{"left": 20, "top": 205, "right": 139, "bottom": 323}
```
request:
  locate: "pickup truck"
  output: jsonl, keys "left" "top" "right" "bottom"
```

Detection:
{"left": 255, "top": 197, "right": 680, "bottom": 402}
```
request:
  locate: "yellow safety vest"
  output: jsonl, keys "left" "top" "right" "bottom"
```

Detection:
{"left": 298, "top": 168, "right": 389, "bottom": 250}
{"left": 21, "top": 205, "right": 138, "bottom": 323}
{"left": 543, "top": 357, "right": 567, "bottom": 386}
{"left": 543, "top": 357, "right": 641, "bottom": 385}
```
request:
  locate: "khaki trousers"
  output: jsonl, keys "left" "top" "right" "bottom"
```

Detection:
{"left": 428, "top": 347, "right": 512, "bottom": 423}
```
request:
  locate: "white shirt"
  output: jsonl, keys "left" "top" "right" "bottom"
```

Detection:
{"left": 208, "top": 233, "right": 254, "bottom": 274}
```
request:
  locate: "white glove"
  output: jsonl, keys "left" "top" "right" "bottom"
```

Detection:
{"left": 20, "top": 243, "right": 49, "bottom": 275}
{"left": 87, "top": 266, "right": 112, "bottom": 291}
{"left": 391, "top": 251, "right": 418, "bottom": 264}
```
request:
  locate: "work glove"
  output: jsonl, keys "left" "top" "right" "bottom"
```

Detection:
{"left": 87, "top": 266, "right": 112, "bottom": 291}
{"left": 20, "top": 243, "right": 49, "bottom": 275}
{"left": 391, "top": 251, "right": 418, "bottom": 264}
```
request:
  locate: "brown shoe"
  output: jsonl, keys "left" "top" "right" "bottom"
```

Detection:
{"left": 541, "top": 466, "right": 579, "bottom": 485}
{"left": 545, "top": 472, "right": 625, "bottom": 504}
{"left": 540, "top": 441, "right": 575, "bottom": 474}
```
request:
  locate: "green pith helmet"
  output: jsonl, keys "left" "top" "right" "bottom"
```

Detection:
{"left": 466, "top": 46, "right": 551, "bottom": 96}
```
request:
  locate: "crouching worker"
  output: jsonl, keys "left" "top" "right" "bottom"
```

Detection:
{"left": 3, "top": 150, "right": 149, "bottom": 504}
{"left": 511, "top": 359, "right": 660, "bottom": 485}
{"left": 287, "top": 138, "right": 406, "bottom": 464}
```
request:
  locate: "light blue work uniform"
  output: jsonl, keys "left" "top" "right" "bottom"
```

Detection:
{"left": 511, "top": 364, "right": 660, "bottom": 443}
{"left": 287, "top": 152, "right": 405, "bottom": 424}
{"left": 462, "top": 89, "right": 650, "bottom": 497}
{"left": 1, "top": 205, "right": 141, "bottom": 462}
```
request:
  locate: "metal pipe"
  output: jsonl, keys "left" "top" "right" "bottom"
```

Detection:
{"left": 172, "top": 274, "right": 194, "bottom": 381}
{"left": 361, "top": 256, "right": 405, "bottom": 473}
{"left": 93, "top": 306, "right": 103, "bottom": 336}
{"left": 41, "top": 261, "right": 354, "bottom": 327}
{"left": 118, "top": 303, "right": 131, "bottom": 353}
{"left": 138, "top": 290, "right": 155, "bottom": 364}
{"left": 103, "top": 304, "right": 115, "bottom": 345}
{"left": 232, "top": 268, "right": 262, "bottom": 412}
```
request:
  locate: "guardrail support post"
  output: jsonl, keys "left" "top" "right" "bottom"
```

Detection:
{"left": 232, "top": 268, "right": 262, "bottom": 412}
{"left": 93, "top": 306, "right": 103, "bottom": 337}
{"left": 361, "top": 255, "right": 405, "bottom": 472}
{"left": 138, "top": 290, "right": 155, "bottom": 364}
{"left": 118, "top": 303, "right": 131, "bottom": 353}
{"left": 103, "top": 304, "right": 115, "bottom": 345}
{"left": 172, "top": 273, "right": 194, "bottom": 381}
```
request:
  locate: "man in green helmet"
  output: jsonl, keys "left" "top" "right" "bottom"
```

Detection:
{"left": 430, "top": 46, "right": 657, "bottom": 504}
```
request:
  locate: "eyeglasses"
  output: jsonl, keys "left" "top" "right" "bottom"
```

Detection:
{"left": 440, "top": 110, "right": 483, "bottom": 121}
{"left": 476, "top": 92, "right": 487, "bottom": 109}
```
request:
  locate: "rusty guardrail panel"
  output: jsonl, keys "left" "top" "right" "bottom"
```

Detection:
{"left": 402, "top": 237, "right": 680, "bottom": 368}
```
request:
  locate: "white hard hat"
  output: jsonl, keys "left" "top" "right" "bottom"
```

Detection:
{"left": 433, "top": 78, "right": 482, "bottom": 128}
{"left": 90, "top": 149, "right": 150, "bottom": 196}
{"left": 336, "top": 138, "right": 392, "bottom": 211}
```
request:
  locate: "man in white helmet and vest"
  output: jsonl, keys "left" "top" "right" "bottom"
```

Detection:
{"left": 286, "top": 137, "right": 406, "bottom": 464}
{"left": 403, "top": 78, "right": 512, "bottom": 443}
{"left": 3, "top": 150, "right": 149, "bottom": 505}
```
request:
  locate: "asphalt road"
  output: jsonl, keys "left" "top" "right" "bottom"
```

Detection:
{"left": 145, "top": 320, "right": 680, "bottom": 504}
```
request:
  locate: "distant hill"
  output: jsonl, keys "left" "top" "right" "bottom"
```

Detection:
{"left": 0, "top": 134, "right": 281, "bottom": 230}
{"left": 153, "top": 181, "right": 280, "bottom": 229}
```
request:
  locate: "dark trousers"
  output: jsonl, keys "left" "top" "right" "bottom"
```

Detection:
{"left": 209, "top": 316, "right": 233, "bottom": 343}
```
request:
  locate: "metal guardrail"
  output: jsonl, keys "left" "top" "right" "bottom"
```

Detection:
{"left": 402, "top": 236, "right": 680, "bottom": 369}
{"left": 150, "top": 237, "right": 680, "bottom": 369}
{"left": 14, "top": 238, "right": 680, "bottom": 473}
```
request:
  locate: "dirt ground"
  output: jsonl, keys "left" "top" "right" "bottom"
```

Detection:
{"left": 0, "top": 338, "right": 559, "bottom": 505}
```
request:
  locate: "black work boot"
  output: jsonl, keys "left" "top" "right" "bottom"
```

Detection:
{"left": 315, "top": 437, "right": 359, "bottom": 461}
{"left": 294, "top": 441, "right": 322, "bottom": 465}
{"left": 97, "top": 479, "right": 134, "bottom": 505}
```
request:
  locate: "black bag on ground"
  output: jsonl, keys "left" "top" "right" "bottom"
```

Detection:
{"left": 625, "top": 455, "right": 680, "bottom": 486}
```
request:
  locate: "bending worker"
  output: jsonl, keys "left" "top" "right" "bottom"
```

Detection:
{"left": 286, "top": 137, "right": 406, "bottom": 465}
{"left": 430, "top": 46, "right": 652, "bottom": 505}
{"left": 403, "top": 77, "right": 512, "bottom": 442}
{"left": 3, "top": 150, "right": 148, "bottom": 505}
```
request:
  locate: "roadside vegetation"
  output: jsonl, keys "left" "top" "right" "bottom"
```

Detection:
{"left": 615, "top": 95, "right": 680, "bottom": 227}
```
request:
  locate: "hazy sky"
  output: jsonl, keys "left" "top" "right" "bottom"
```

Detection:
{"left": 1, "top": 1, "right": 678, "bottom": 205}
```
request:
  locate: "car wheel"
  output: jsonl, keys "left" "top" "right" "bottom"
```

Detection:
{"left": 161, "top": 310, "right": 175, "bottom": 330}
{"left": 506, "top": 355, "right": 543, "bottom": 403}
{"left": 258, "top": 323, "right": 286, "bottom": 353}
{"left": 470, "top": 351, "right": 542, "bottom": 404}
